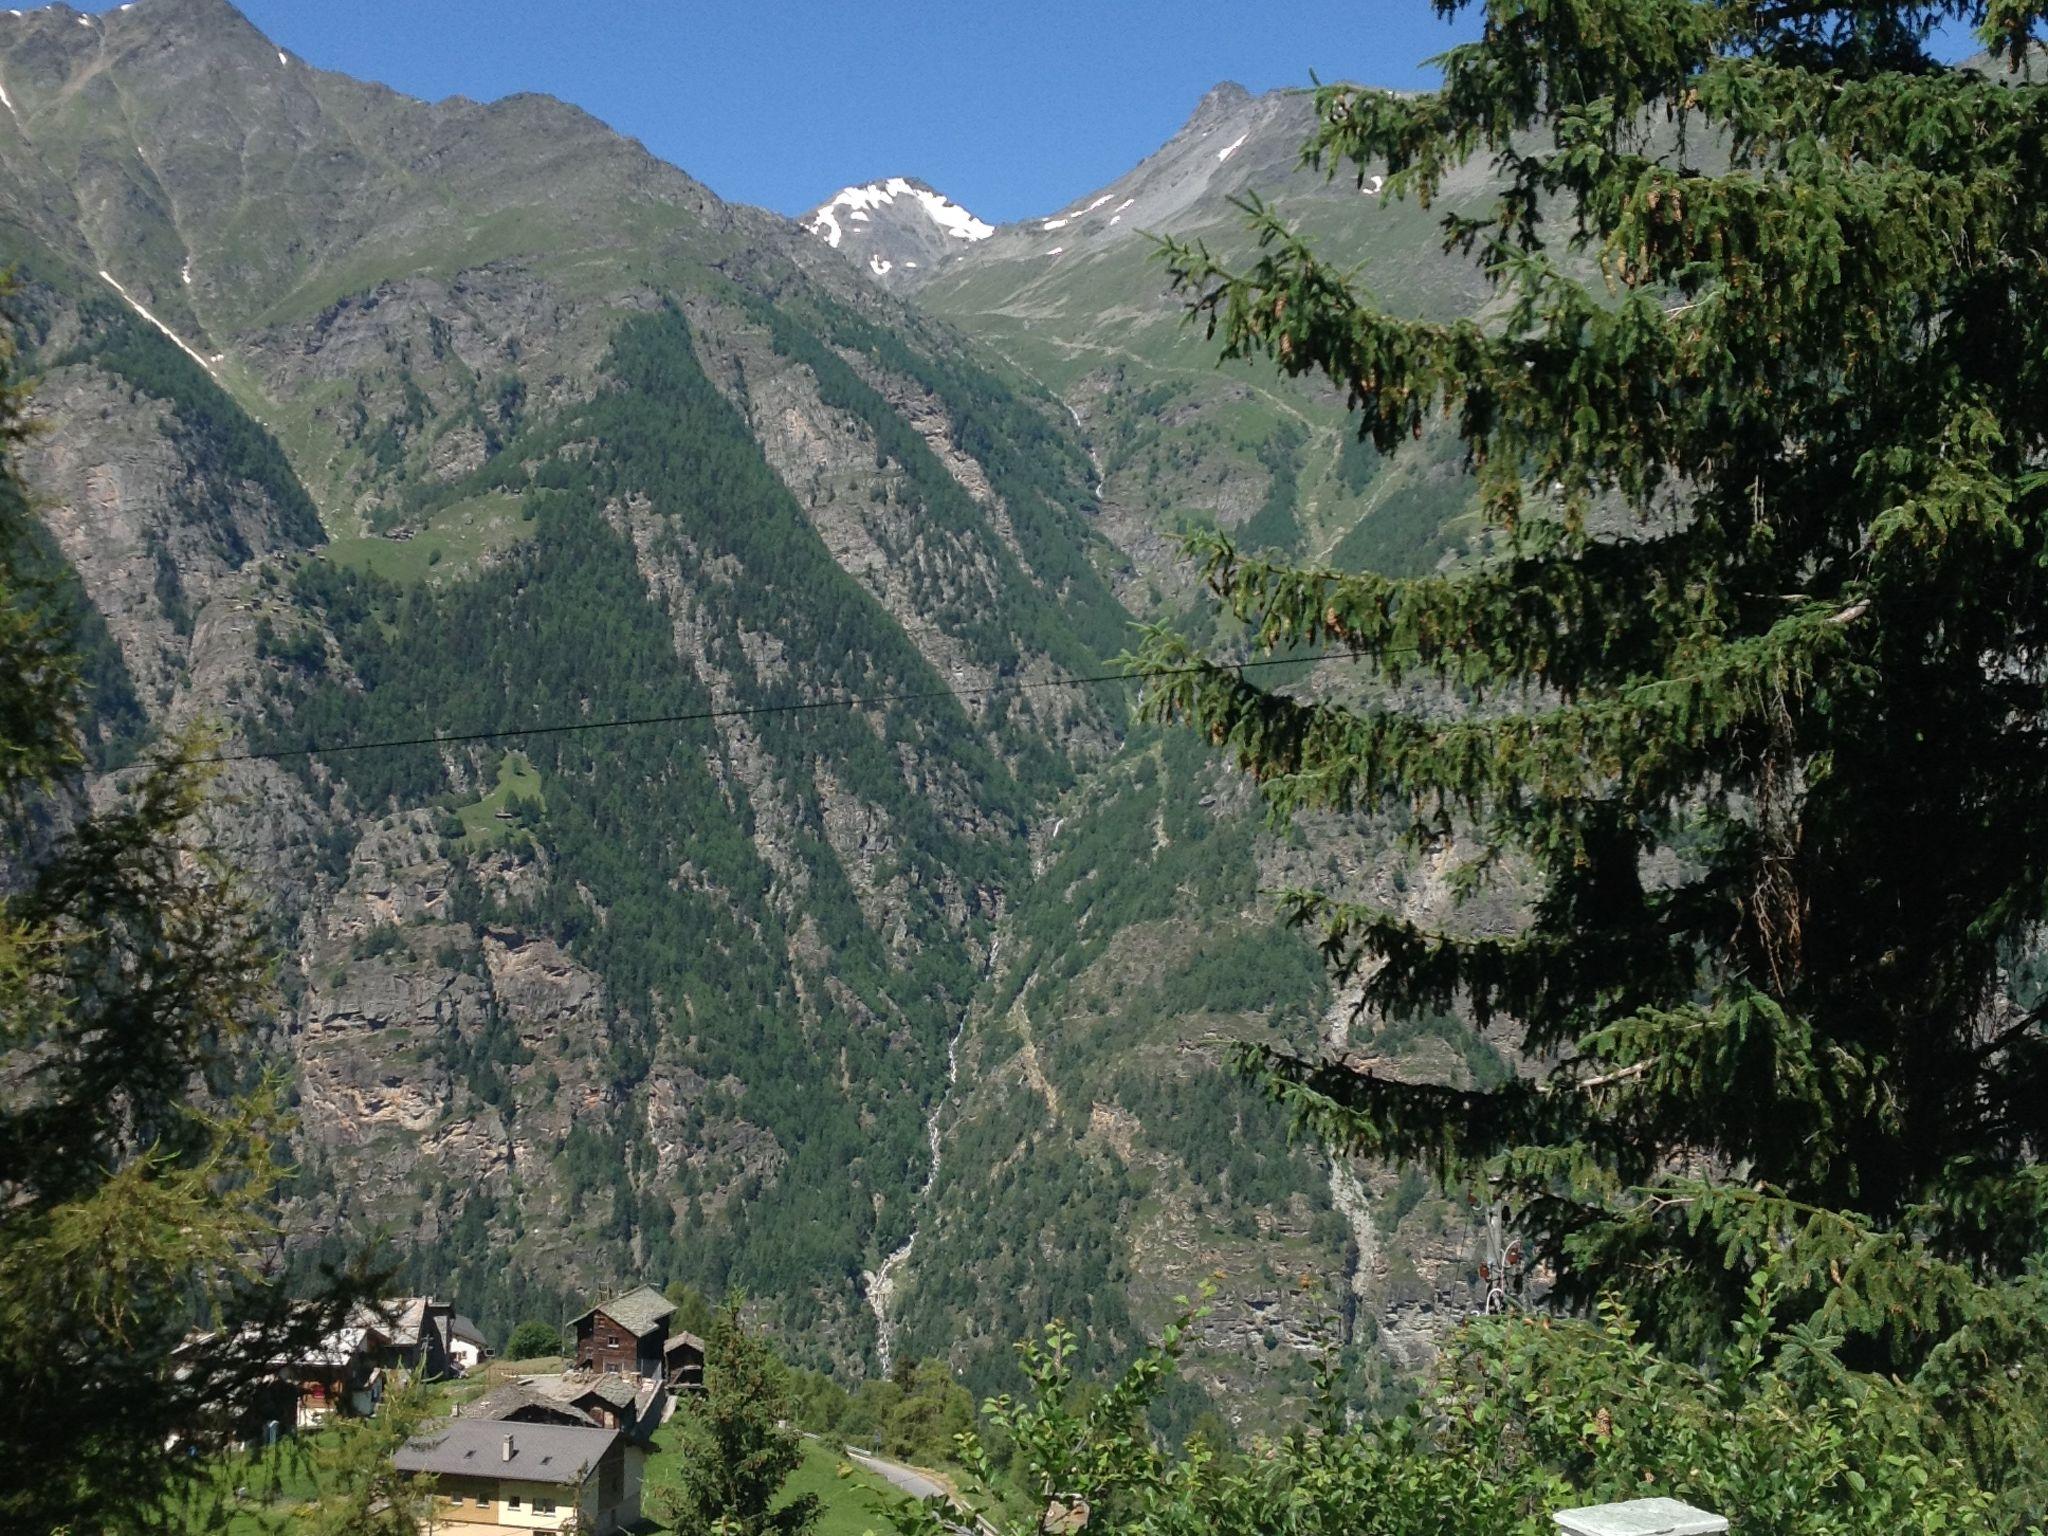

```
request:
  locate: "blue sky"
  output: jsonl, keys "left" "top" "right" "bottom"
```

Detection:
{"left": 101, "top": 1, "right": 1482, "bottom": 223}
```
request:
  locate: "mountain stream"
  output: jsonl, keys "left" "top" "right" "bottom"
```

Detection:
{"left": 863, "top": 935, "right": 998, "bottom": 1373}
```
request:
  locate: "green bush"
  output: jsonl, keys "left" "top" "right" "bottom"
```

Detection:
{"left": 838, "top": 1359, "right": 975, "bottom": 1467}
{"left": 504, "top": 1320, "right": 561, "bottom": 1360}
{"left": 876, "top": 1288, "right": 2017, "bottom": 1536}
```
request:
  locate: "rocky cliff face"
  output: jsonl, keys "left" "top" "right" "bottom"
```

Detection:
{"left": 2, "top": 0, "right": 1495, "bottom": 1413}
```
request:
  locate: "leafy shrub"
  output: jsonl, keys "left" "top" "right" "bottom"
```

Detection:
{"left": 505, "top": 1320, "right": 562, "bottom": 1360}
{"left": 877, "top": 1286, "right": 2017, "bottom": 1536}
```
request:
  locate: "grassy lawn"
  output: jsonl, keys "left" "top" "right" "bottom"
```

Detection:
{"left": 165, "top": 1404, "right": 908, "bottom": 1536}
{"left": 163, "top": 1427, "right": 339, "bottom": 1535}
{"left": 642, "top": 1433, "right": 898, "bottom": 1536}
{"left": 323, "top": 490, "right": 532, "bottom": 583}
{"left": 455, "top": 751, "right": 543, "bottom": 850}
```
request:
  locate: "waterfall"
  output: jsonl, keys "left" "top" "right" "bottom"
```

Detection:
{"left": 863, "top": 935, "right": 995, "bottom": 1374}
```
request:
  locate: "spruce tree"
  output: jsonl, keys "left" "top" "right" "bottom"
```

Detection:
{"left": 0, "top": 307, "right": 371, "bottom": 1525}
{"left": 650, "top": 1298, "right": 821, "bottom": 1536}
{"left": 1137, "top": 0, "right": 2048, "bottom": 1483}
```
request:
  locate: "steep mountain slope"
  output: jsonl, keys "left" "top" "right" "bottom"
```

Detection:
{"left": 797, "top": 81, "right": 1515, "bottom": 1415}
{"left": 0, "top": 0, "right": 1434, "bottom": 1411}
{"left": 0, "top": 0, "right": 1121, "bottom": 1344}
{"left": 891, "top": 729, "right": 1507, "bottom": 1426}
{"left": 809, "top": 82, "right": 1500, "bottom": 616}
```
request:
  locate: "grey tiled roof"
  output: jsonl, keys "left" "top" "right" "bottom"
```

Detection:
{"left": 359, "top": 1297, "right": 429, "bottom": 1349}
{"left": 571, "top": 1284, "right": 676, "bottom": 1338}
{"left": 568, "top": 1373, "right": 640, "bottom": 1410}
{"left": 462, "top": 1382, "right": 596, "bottom": 1426}
{"left": 393, "top": 1420, "right": 616, "bottom": 1484}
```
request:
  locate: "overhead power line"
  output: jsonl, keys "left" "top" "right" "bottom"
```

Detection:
{"left": 200, "top": 650, "right": 1377, "bottom": 765}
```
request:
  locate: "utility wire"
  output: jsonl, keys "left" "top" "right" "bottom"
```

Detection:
{"left": 200, "top": 650, "right": 1379, "bottom": 765}
{"left": 193, "top": 583, "right": 1959, "bottom": 767}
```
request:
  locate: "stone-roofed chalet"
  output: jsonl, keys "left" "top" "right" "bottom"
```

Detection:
{"left": 563, "top": 1371, "right": 665, "bottom": 1440}
{"left": 359, "top": 1297, "right": 456, "bottom": 1379}
{"left": 461, "top": 1381, "right": 597, "bottom": 1429}
{"left": 478, "top": 1369, "right": 665, "bottom": 1443}
{"left": 665, "top": 1327, "right": 706, "bottom": 1391}
{"left": 570, "top": 1285, "right": 675, "bottom": 1379}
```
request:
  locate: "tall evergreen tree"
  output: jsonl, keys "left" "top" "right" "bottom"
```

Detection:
{"left": 650, "top": 1298, "right": 821, "bottom": 1536}
{"left": 0, "top": 308, "right": 370, "bottom": 1526}
{"left": 1137, "top": 0, "right": 2048, "bottom": 1490}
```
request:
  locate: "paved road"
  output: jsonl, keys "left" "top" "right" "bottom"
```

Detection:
{"left": 846, "top": 1448, "right": 949, "bottom": 1503}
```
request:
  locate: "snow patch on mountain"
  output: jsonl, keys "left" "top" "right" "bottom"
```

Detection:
{"left": 806, "top": 176, "right": 993, "bottom": 248}
{"left": 97, "top": 269, "right": 220, "bottom": 377}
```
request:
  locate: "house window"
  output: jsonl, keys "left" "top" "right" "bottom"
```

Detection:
{"left": 508, "top": 1494, "right": 522, "bottom": 1510}
{"left": 534, "top": 1495, "right": 556, "bottom": 1514}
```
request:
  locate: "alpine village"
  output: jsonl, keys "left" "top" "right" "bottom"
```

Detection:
{"left": 3, "top": 1, "right": 2046, "bottom": 1534}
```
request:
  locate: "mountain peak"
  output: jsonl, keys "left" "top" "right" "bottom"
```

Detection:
{"left": 1190, "top": 80, "right": 1254, "bottom": 126}
{"left": 807, "top": 177, "right": 992, "bottom": 247}
{"left": 802, "top": 176, "right": 992, "bottom": 287}
{"left": 89, "top": 0, "right": 266, "bottom": 40}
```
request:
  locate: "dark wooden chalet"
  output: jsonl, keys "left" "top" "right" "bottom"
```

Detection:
{"left": 570, "top": 1286, "right": 675, "bottom": 1379}
{"left": 561, "top": 1372, "right": 665, "bottom": 1440}
{"left": 664, "top": 1328, "right": 706, "bottom": 1392}
{"left": 467, "top": 1372, "right": 666, "bottom": 1448}
{"left": 361, "top": 1297, "right": 457, "bottom": 1379}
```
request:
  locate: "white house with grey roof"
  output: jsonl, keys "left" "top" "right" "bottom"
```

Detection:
{"left": 392, "top": 1419, "right": 641, "bottom": 1532}
{"left": 443, "top": 1312, "right": 491, "bottom": 1373}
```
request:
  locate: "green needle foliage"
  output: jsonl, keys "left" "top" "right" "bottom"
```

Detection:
{"left": 651, "top": 1298, "right": 821, "bottom": 1536}
{"left": 301, "top": 1373, "right": 438, "bottom": 1536}
{"left": 1136, "top": 0, "right": 2048, "bottom": 1500}
{"left": 0, "top": 304, "right": 371, "bottom": 1527}
{"left": 883, "top": 1291, "right": 2004, "bottom": 1536}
